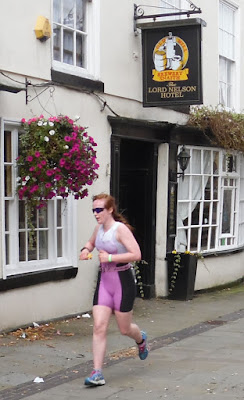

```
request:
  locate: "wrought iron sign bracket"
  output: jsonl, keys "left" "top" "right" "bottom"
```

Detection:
{"left": 134, "top": 2, "right": 202, "bottom": 34}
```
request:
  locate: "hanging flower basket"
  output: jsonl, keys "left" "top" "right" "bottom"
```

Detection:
{"left": 16, "top": 115, "right": 99, "bottom": 209}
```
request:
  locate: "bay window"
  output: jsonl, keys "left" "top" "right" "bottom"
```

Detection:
{"left": 176, "top": 146, "right": 244, "bottom": 254}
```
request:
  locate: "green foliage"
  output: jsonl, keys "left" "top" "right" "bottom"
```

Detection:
{"left": 131, "top": 260, "right": 148, "bottom": 298}
{"left": 188, "top": 106, "right": 244, "bottom": 152}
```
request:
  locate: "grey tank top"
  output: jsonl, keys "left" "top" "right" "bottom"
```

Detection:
{"left": 95, "top": 221, "right": 130, "bottom": 272}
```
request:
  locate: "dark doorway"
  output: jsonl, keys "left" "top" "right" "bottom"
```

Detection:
{"left": 111, "top": 138, "right": 158, "bottom": 298}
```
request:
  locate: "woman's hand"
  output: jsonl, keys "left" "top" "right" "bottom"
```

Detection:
{"left": 79, "top": 248, "right": 92, "bottom": 260}
{"left": 99, "top": 250, "right": 110, "bottom": 263}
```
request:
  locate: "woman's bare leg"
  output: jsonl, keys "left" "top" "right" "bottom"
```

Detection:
{"left": 92, "top": 305, "right": 112, "bottom": 370}
{"left": 114, "top": 310, "right": 143, "bottom": 343}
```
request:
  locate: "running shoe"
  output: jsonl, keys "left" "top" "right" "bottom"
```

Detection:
{"left": 138, "top": 331, "right": 149, "bottom": 360}
{"left": 84, "top": 369, "right": 105, "bottom": 386}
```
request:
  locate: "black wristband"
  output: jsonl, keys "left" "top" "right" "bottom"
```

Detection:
{"left": 80, "top": 247, "right": 89, "bottom": 252}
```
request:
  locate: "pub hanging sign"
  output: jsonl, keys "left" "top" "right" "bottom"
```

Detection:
{"left": 139, "top": 19, "right": 206, "bottom": 107}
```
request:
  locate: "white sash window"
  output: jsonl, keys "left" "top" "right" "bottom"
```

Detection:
{"left": 2, "top": 123, "right": 74, "bottom": 278}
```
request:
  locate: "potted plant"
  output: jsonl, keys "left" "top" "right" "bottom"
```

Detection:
{"left": 166, "top": 251, "right": 198, "bottom": 301}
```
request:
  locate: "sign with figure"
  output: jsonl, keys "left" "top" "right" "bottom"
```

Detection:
{"left": 139, "top": 19, "right": 205, "bottom": 107}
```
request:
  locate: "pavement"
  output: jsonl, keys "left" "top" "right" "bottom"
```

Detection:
{"left": 1, "top": 284, "right": 244, "bottom": 399}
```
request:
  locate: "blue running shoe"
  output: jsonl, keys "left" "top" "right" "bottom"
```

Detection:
{"left": 84, "top": 370, "right": 105, "bottom": 386}
{"left": 138, "top": 331, "right": 149, "bottom": 360}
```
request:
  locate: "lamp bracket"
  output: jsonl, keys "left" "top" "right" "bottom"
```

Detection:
{"left": 134, "top": 2, "right": 202, "bottom": 33}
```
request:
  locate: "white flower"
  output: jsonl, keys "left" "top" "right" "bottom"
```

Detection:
{"left": 49, "top": 130, "right": 55, "bottom": 135}
{"left": 48, "top": 121, "right": 54, "bottom": 127}
{"left": 44, "top": 136, "right": 49, "bottom": 142}
{"left": 22, "top": 181, "right": 26, "bottom": 186}
{"left": 16, "top": 177, "right": 21, "bottom": 182}
{"left": 64, "top": 145, "right": 69, "bottom": 149}
{"left": 43, "top": 122, "right": 47, "bottom": 126}
{"left": 25, "top": 176, "right": 30, "bottom": 181}
{"left": 74, "top": 115, "right": 80, "bottom": 122}
{"left": 37, "top": 121, "right": 43, "bottom": 126}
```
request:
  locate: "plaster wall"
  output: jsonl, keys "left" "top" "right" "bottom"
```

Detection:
{"left": 195, "top": 252, "right": 244, "bottom": 291}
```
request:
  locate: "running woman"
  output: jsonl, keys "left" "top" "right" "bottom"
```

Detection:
{"left": 79, "top": 193, "right": 149, "bottom": 387}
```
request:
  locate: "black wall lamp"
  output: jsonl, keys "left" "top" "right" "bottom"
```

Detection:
{"left": 177, "top": 145, "right": 190, "bottom": 180}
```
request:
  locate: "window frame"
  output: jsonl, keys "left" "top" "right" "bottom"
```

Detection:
{"left": 1, "top": 120, "right": 76, "bottom": 278}
{"left": 218, "top": 0, "right": 239, "bottom": 110}
{"left": 52, "top": 0, "right": 100, "bottom": 80}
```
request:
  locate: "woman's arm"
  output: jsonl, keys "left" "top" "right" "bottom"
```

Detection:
{"left": 79, "top": 225, "right": 99, "bottom": 260}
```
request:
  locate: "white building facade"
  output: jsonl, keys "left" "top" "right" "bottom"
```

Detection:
{"left": 0, "top": 0, "right": 244, "bottom": 331}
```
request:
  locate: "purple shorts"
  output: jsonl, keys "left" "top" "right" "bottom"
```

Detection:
{"left": 93, "top": 268, "right": 136, "bottom": 312}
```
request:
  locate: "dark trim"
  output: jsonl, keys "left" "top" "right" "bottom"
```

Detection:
{"left": 0, "top": 267, "right": 78, "bottom": 292}
{"left": 108, "top": 116, "right": 174, "bottom": 143}
{"left": 51, "top": 69, "right": 104, "bottom": 93}
{"left": 0, "top": 84, "right": 23, "bottom": 93}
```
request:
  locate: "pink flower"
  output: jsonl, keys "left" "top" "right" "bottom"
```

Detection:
{"left": 27, "top": 156, "right": 33, "bottom": 162}
{"left": 46, "top": 170, "right": 53, "bottom": 176}
{"left": 30, "top": 185, "right": 39, "bottom": 193}
{"left": 37, "top": 164, "right": 42, "bottom": 169}
{"left": 41, "top": 160, "right": 47, "bottom": 166}
{"left": 29, "top": 167, "right": 35, "bottom": 171}
{"left": 35, "top": 151, "right": 41, "bottom": 158}
{"left": 64, "top": 136, "right": 71, "bottom": 142}
{"left": 59, "top": 158, "right": 66, "bottom": 167}
{"left": 21, "top": 118, "right": 26, "bottom": 123}
{"left": 54, "top": 175, "right": 61, "bottom": 181}
{"left": 45, "top": 183, "right": 52, "bottom": 188}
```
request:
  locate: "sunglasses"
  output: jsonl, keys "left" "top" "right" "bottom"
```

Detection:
{"left": 92, "top": 207, "right": 105, "bottom": 214}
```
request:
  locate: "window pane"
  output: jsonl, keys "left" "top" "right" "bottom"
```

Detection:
{"left": 4, "top": 166, "right": 12, "bottom": 197}
{"left": 29, "top": 207, "right": 37, "bottom": 229}
{"left": 63, "top": 0, "right": 75, "bottom": 27}
{"left": 76, "top": 0, "right": 85, "bottom": 31}
{"left": 204, "top": 177, "right": 211, "bottom": 200}
{"left": 191, "top": 150, "right": 201, "bottom": 174}
{"left": 191, "top": 202, "right": 200, "bottom": 225}
{"left": 39, "top": 207, "right": 48, "bottom": 228}
{"left": 19, "top": 232, "right": 26, "bottom": 262}
{"left": 28, "top": 232, "right": 37, "bottom": 261}
{"left": 63, "top": 29, "right": 74, "bottom": 64}
{"left": 53, "top": 24, "right": 61, "bottom": 61}
{"left": 57, "top": 200, "right": 62, "bottom": 226}
{"left": 76, "top": 33, "right": 84, "bottom": 67}
{"left": 212, "top": 202, "right": 218, "bottom": 224}
{"left": 39, "top": 231, "right": 48, "bottom": 260}
{"left": 53, "top": 0, "right": 61, "bottom": 23}
{"left": 213, "top": 152, "right": 219, "bottom": 174}
{"left": 4, "top": 131, "right": 11, "bottom": 162}
{"left": 213, "top": 177, "right": 218, "bottom": 200}
{"left": 222, "top": 190, "right": 232, "bottom": 233}
{"left": 190, "top": 228, "right": 198, "bottom": 251}
{"left": 5, "top": 200, "right": 9, "bottom": 231}
{"left": 201, "top": 227, "right": 209, "bottom": 250}
{"left": 19, "top": 200, "right": 25, "bottom": 229}
{"left": 57, "top": 229, "right": 63, "bottom": 257}
{"left": 210, "top": 227, "right": 216, "bottom": 249}
{"left": 203, "top": 202, "right": 210, "bottom": 225}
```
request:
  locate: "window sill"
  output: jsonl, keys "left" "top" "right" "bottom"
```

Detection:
{"left": 200, "top": 246, "right": 244, "bottom": 258}
{"left": 51, "top": 69, "right": 104, "bottom": 93}
{"left": 0, "top": 266, "right": 78, "bottom": 292}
